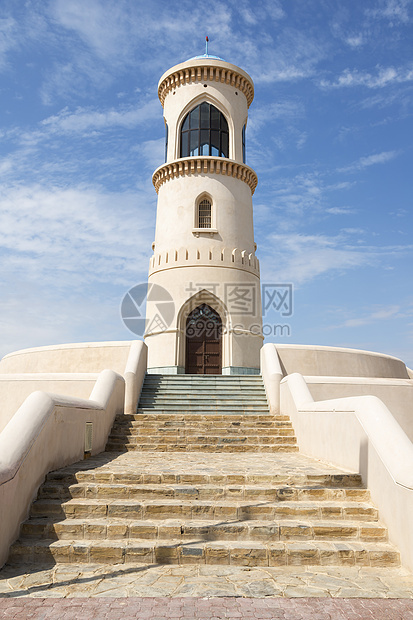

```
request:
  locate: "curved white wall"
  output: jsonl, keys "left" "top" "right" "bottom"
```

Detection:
{"left": 275, "top": 343, "right": 409, "bottom": 379}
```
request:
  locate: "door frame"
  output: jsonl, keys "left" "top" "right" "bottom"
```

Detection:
{"left": 185, "top": 304, "right": 222, "bottom": 374}
{"left": 176, "top": 289, "right": 230, "bottom": 372}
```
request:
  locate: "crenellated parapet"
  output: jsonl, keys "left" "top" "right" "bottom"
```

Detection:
{"left": 149, "top": 245, "right": 260, "bottom": 276}
{"left": 158, "top": 62, "right": 254, "bottom": 108}
{"left": 152, "top": 157, "right": 258, "bottom": 195}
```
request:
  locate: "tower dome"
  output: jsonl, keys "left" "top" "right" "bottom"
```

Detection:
{"left": 145, "top": 55, "right": 262, "bottom": 375}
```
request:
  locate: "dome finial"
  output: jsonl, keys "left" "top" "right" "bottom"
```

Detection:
{"left": 205, "top": 35, "right": 209, "bottom": 56}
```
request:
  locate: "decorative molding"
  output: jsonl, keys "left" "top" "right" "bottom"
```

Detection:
{"left": 192, "top": 228, "right": 218, "bottom": 237}
{"left": 158, "top": 64, "right": 254, "bottom": 108}
{"left": 148, "top": 245, "right": 260, "bottom": 277}
{"left": 152, "top": 157, "right": 258, "bottom": 195}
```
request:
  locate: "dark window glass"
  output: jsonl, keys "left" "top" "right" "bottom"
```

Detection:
{"left": 211, "top": 130, "right": 220, "bottom": 156}
{"left": 200, "top": 129, "right": 209, "bottom": 155}
{"left": 211, "top": 107, "right": 220, "bottom": 129}
{"left": 180, "top": 103, "right": 229, "bottom": 159}
{"left": 221, "top": 114, "right": 229, "bottom": 132}
{"left": 200, "top": 102, "right": 209, "bottom": 128}
{"left": 190, "top": 130, "right": 199, "bottom": 156}
{"left": 190, "top": 106, "right": 199, "bottom": 129}
{"left": 181, "top": 131, "right": 189, "bottom": 158}
{"left": 221, "top": 132, "right": 228, "bottom": 158}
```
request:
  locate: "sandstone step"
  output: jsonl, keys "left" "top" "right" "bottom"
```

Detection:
{"left": 109, "top": 428, "right": 296, "bottom": 437}
{"left": 9, "top": 538, "right": 399, "bottom": 568}
{"left": 116, "top": 418, "right": 292, "bottom": 428}
{"left": 29, "top": 498, "right": 379, "bottom": 521}
{"left": 105, "top": 443, "right": 299, "bottom": 453}
{"left": 128, "top": 414, "right": 284, "bottom": 422}
{"left": 20, "top": 517, "right": 387, "bottom": 543}
{"left": 38, "top": 481, "right": 370, "bottom": 502}
{"left": 46, "top": 469, "right": 363, "bottom": 488}
{"left": 107, "top": 435, "right": 296, "bottom": 446}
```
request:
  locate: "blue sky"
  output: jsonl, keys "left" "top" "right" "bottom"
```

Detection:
{"left": 0, "top": 0, "right": 412, "bottom": 366}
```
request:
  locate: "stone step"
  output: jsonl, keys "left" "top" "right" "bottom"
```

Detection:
{"left": 38, "top": 482, "right": 370, "bottom": 502}
{"left": 115, "top": 414, "right": 292, "bottom": 431}
{"left": 20, "top": 517, "right": 387, "bottom": 543}
{"left": 145, "top": 373, "right": 262, "bottom": 385}
{"left": 30, "top": 498, "right": 379, "bottom": 521}
{"left": 46, "top": 469, "right": 364, "bottom": 488}
{"left": 9, "top": 538, "right": 399, "bottom": 568}
{"left": 109, "top": 428, "right": 296, "bottom": 437}
{"left": 127, "top": 414, "right": 286, "bottom": 422}
{"left": 136, "top": 406, "right": 270, "bottom": 413}
{"left": 140, "top": 398, "right": 267, "bottom": 405}
{"left": 105, "top": 442, "right": 299, "bottom": 453}
{"left": 141, "top": 385, "right": 266, "bottom": 398}
{"left": 135, "top": 409, "right": 270, "bottom": 415}
{"left": 107, "top": 435, "right": 297, "bottom": 446}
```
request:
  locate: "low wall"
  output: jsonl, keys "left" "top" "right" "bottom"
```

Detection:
{"left": 274, "top": 343, "right": 409, "bottom": 379}
{"left": 0, "top": 341, "right": 133, "bottom": 375}
{"left": 305, "top": 376, "right": 413, "bottom": 442}
{"left": 0, "top": 340, "right": 148, "bottom": 427}
{"left": 0, "top": 369, "right": 125, "bottom": 568}
{"left": 281, "top": 373, "right": 413, "bottom": 571}
{"left": 0, "top": 375, "right": 98, "bottom": 433}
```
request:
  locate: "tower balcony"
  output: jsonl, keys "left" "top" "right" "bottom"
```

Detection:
{"left": 152, "top": 156, "right": 258, "bottom": 196}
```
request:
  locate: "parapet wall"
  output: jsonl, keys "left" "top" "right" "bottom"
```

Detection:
{"left": 275, "top": 343, "right": 409, "bottom": 379}
{"left": 0, "top": 341, "right": 133, "bottom": 375}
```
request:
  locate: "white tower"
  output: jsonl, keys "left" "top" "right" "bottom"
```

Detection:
{"left": 145, "top": 52, "right": 263, "bottom": 375}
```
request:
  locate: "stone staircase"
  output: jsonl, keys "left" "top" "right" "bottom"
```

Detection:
{"left": 106, "top": 374, "right": 298, "bottom": 453}
{"left": 8, "top": 374, "right": 400, "bottom": 570}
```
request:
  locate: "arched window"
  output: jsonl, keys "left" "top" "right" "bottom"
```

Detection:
{"left": 242, "top": 124, "right": 246, "bottom": 163}
{"left": 198, "top": 198, "right": 212, "bottom": 228}
{"left": 181, "top": 102, "right": 229, "bottom": 158}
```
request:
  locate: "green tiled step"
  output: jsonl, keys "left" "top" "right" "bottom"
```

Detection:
{"left": 9, "top": 538, "right": 399, "bottom": 568}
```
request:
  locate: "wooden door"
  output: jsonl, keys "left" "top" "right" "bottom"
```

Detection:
{"left": 185, "top": 304, "right": 222, "bottom": 374}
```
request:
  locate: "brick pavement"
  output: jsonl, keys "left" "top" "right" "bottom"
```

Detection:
{"left": 0, "top": 597, "right": 413, "bottom": 619}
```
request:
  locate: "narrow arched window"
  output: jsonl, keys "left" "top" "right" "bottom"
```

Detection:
{"left": 242, "top": 124, "right": 246, "bottom": 163}
{"left": 181, "top": 102, "right": 229, "bottom": 158}
{"left": 198, "top": 199, "right": 212, "bottom": 228}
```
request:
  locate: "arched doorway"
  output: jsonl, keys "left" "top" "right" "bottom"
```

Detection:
{"left": 185, "top": 304, "right": 222, "bottom": 374}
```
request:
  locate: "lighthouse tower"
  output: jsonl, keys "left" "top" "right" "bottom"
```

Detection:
{"left": 145, "top": 52, "right": 263, "bottom": 375}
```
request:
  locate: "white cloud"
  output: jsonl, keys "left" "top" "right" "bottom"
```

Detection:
{"left": 346, "top": 34, "right": 364, "bottom": 48}
{"left": 0, "top": 16, "right": 17, "bottom": 69}
{"left": 342, "top": 305, "right": 401, "bottom": 327}
{"left": 326, "top": 207, "right": 357, "bottom": 215}
{"left": 367, "top": 0, "right": 410, "bottom": 24}
{"left": 339, "top": 150, "right": 399, "bottom": 173}
{"left": 40, "top": 101, "right": 160, "bottom": 135}
{"left": 320, "top": 65, "right": 413, "bottom": 89}
{"left": 259, "top": 231, "right": 412, "bottom": 285}
{"left": 259, "top": 232, "right": 373, "bottom": 284}
{"left": 0, "top": 184, "right": 155, "bottom": 288}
